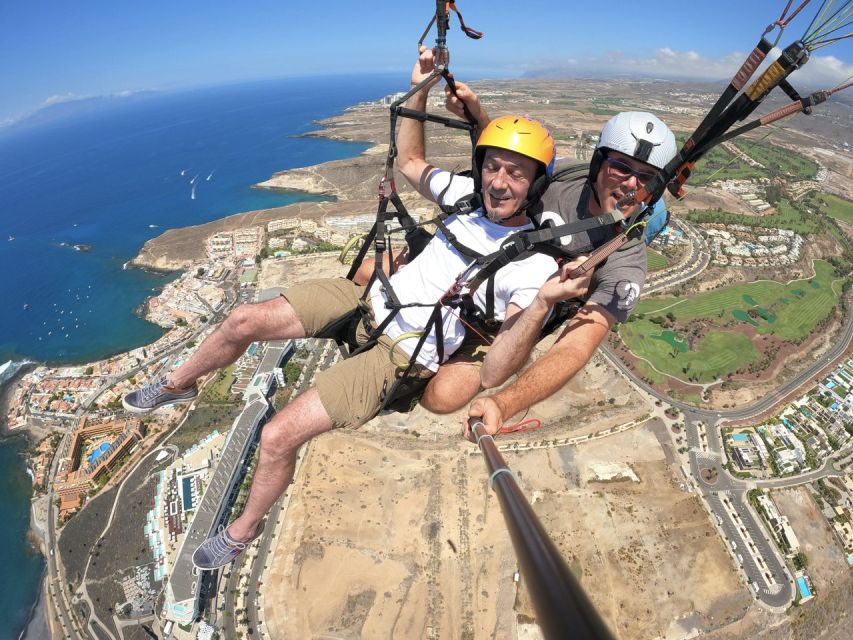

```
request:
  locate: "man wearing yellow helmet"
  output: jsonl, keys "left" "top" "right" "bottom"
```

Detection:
{"left": 412, "top": 74, "right": 677, "bottom": 440}
{"left": 121, "top": 49, "right": 591, "bottom": 570}
{"left": 396, "top": 46, "right": 595, "bottom": 413}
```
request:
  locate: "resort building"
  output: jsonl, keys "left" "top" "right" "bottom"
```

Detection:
{"left": 161, "top": 341, "right": 290, "bottom": 626}
{"left": 757, "top": 492, "right": 800, "bottom": 554}
{"left": 55, "top": 415, "right": 146, "bottom": 517}
{"left": 208, "top": 233, "right": 233, "bottom": 257}
{"left": 267, "top": 217, "right": 300, "bottom": 234}
{"left": 233, "top": 227, "right": 263, "bottom": 258}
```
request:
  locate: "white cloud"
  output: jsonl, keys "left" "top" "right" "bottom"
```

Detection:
{"left": 0, "top": 88, "right": 156, "bottom": 131}
{"left": 532, "top": 47, "right": 853, "bottom": 87}
{"left": 40, "top": 88, "right": 148, "bottom": 108}
{"left": 41, "top": 92, "right": 81, "bottom": 107}
{"left": 789, "top": 55, "right": 853, "bottom": 88}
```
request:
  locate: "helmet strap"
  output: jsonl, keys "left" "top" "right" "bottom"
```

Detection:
{"left": 588, "top": 148, "right": 606, "bottom": 183}
{"left": 589, "top": 180, "right": 603, "bottom": 210}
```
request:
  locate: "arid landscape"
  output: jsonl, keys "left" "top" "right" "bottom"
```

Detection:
{"left": 125, "top": 77, "right": 853, "bottom": 638}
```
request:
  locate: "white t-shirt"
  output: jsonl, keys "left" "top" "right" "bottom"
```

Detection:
{"left": 369, "top": 171, "right": 557, "bottom": 371}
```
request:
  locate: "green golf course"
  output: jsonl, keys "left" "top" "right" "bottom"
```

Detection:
{"left": 620, "top": 260, "right": 842, "bottom": 383}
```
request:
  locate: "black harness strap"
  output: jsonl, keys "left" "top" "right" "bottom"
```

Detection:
{"left": 461, "top": 207, "right": 625, "bottom": 293}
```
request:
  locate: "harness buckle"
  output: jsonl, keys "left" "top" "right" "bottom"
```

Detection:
{"left": 454, "top": 193, "right": 479, "bottom": 214}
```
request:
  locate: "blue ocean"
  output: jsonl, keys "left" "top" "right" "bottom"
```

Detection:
{"left": 0, "top": 74, "right": 399, "bottom": 639}
{"left": 0, "top": 75, "right": 402, "bottom": 364}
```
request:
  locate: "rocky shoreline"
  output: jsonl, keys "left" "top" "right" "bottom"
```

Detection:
{"left": 0, "top": 363, "right": 40, "bottom": 440}
{"left": 130, "top": 102, "right": 472, "bottom": 272}
{"left": 0, "top": 364, "right": 49, "bottom": 640}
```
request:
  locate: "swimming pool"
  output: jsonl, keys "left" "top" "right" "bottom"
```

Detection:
{"left": 87, "top": 441, "right": 111, "bottom": 465}
{"left": 797, "top": 576, "right": 812, "bottom": 598}
{"left": 182, "top": 476, "right": 195, "bottom": 511}
{"left": 732, "top": 433, "right": 750, "bottom": 443}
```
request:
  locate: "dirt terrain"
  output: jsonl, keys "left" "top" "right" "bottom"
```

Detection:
{"left": 772, "top": 487, "right": 849, "bottom": 595}
{"left": 263, "top": 422, "right": 752, "bottom": 639}
{"left": 124, "top": 79, "right": 852, "bottom": 637}
{"left": 257, "top": 253, "right": 752, "bottom": 640}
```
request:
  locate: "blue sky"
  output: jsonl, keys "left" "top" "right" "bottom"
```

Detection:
{"left": 2, "top": 1, "right": 851, "bottom": 124}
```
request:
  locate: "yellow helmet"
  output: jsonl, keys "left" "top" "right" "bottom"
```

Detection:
{"left": 476, "top": 115, "right": 556, "bottom": 174}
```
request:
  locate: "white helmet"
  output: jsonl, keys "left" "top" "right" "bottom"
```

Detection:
{"left": 595, "top": 111, "right": 677, "bottom": 171}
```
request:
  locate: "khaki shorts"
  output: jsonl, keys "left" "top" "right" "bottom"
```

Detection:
{"left": 447, "top": 333, "right": 490, "bottom": 367}
{"left": 284, "top": 278, "right": 432, "bottom": 429}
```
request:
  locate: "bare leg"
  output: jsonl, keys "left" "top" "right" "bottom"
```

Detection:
{"left": 420, "top": 360, "right": 482, "bottom": 414}
{"left": 168, "top": 296, "right": 306, "bottom": 389}
{"left": 227, "top": 387, "right": 334, "bottom": 541}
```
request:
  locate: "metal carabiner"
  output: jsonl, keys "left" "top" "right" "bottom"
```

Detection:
{"left": 762, "top": 21, "right": 785, "bottom": 47}
{"left": 442, "top": 258, "right": 480, "bottom": 301}
{"left": 377, "top": 176, "right": 398, "bottom": 200}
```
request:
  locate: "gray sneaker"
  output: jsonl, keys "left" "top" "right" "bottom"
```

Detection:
{"left": 122, "top": 377, "right": 198, "bottom": 413}
{"left": 192, "top": 524, "right": 263, "bottom": 570}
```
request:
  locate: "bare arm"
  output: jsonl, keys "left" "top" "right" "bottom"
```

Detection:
{"left": 397, "top": 47, "right": 443, "bottom": 201}
{"left": 465, "top": 302, "right": 614, "bottom": 440}
{"left": 480, "top": 296, "right": 549, "bottom": 389}
{"left": 480, "top": 257, "right": 593, "bottom": 388}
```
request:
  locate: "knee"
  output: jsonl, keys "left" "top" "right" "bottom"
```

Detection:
{"left": 259, "top": 417, "right": 301, "bottom": 458}
{"left": 420, "top": 393, "right": 464, "bottom": 415}
{"left": 420, "top": 377, "right": 477, "bottom": 414}
{"left": 222, "top": 304, "right": 258, "bottom": 342}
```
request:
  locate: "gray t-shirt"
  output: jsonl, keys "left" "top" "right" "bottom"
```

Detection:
{"left": 530, "top": 179, "right": 646, "bottom": 323}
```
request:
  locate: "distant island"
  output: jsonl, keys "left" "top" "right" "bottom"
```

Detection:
{"left": 57, "top": 241, "right": 92, "bottom": 252}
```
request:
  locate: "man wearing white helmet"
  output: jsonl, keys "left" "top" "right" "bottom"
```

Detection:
{"left": 428, "top": 86, "right": 677, "bottom": 438}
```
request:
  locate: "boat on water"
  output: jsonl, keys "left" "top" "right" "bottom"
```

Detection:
{"left": 7, "top": 235, "right": 13, "bottom": 241}
{"left": 191, "top": 183, "right": 197, "bottom": 200}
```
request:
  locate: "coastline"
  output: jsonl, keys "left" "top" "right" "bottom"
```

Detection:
{"left": 19, "top": 547, "right": 48, "bottom": 640}
{"left": 3, "top": 103, "right": 385, "bottom": 640}
{"left": 0, "top": 81, "right": 400, "bottom": 640}
{"left": 0, "top": 363, "right": 40, "bottom": 440}
{"left": 1, "top": 365, "right": 49, "bottom": 640}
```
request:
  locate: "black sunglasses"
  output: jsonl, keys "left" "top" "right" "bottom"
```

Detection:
{"left": 605, "top": 156, "right": 657, "bottom": 183}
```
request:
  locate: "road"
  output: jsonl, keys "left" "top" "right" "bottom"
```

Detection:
{"left": 683, "top": 412, "right": 794, "bottom": 608}
{"left": 590, "top": 224, "right": 853, "bottom": 609}
{"left": 42, "top": 273, "right": 241, "bottom": 638}
{"left": 43, "top": 446, "right": 87, "bottom": 640}
{"left": 599, "top": 336, "right": 853, "bottom": 610}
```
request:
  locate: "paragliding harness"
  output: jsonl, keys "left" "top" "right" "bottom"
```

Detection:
{"left": 327, "top": 0, "right": 853, "bottom": 414}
